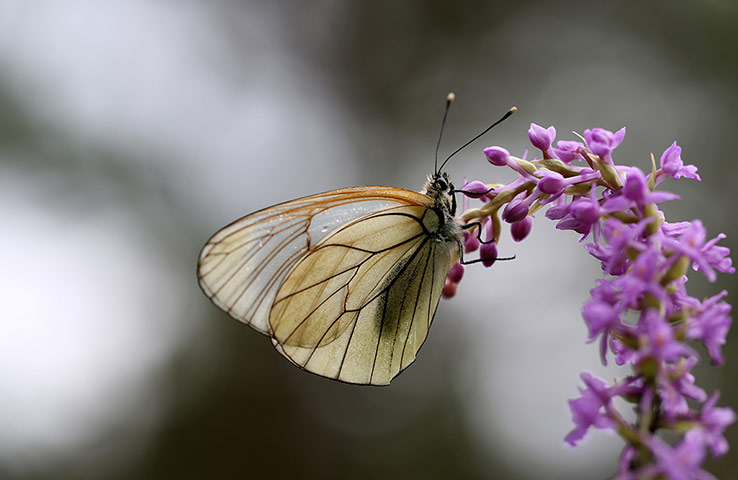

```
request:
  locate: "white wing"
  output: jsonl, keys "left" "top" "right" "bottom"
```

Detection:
{"left": 197, "top": 186, "right": 434, "bottom": 335}
{"left": 272, "top": 216, "right": 452, "bottom": 385}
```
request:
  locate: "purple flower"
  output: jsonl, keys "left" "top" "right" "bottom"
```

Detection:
{"left": 590, "top": 278, "right": 619, "bottom": 305}
{"left": 484, "top": 146, "right": 511, "bottom": 166}
{"left": 601, "top": 219, "right": 649, "bottom": 272}
{"left": 700, "top": 233, "right": 735, "bottom": 276}
{"left": 555, "top": 216, "right": 593, "bottom": 236}
{"left": 687, "top": 291, "right": 732, "bottom": 364}
{"left": 663, "top": 220, "right": 733, "bottom": 282}
{"left": 667, "top": 276, "right": 702, "bottom": 313}
{"left": 582, "top": 299, "right": 620, "bottom": 338}
{"left": 661, "top": 220, "right": 693, "bottom": 237}
{"left": 545, "top": 199, "right": 570, "bottom": 220}
{"left": 611, "top": 249, "right": 666, "bottom": 309}
{"left": 659, "top": 357, "right": 706, "bottom": 420}
{"left": 636, "top": 310, "right": 697, "bottom": 364}
{"left": 556, "top": 184, "right": 643, "bottom": 239}
{"left": 648, "top": 432, "right": 716, "bottom": 480}
{"left": 611, "top": 337, "right": 638, "bottom": 366}
{"left": 570, "top": 198, "right": 599, "bottom": 223}
{"left": 582, "top": 298, "right": 622, "bottom": 364}
{"left": 660, "top": 141, "right": 701, "bottom": 181}
{"left": 565, "top": 373, "right": 616, "bottom": 445}
{"left": 553, "top": 140, "right": 585, "bottom": 163}
{"left": 462, "top": 121, "right": 734, "bottom": 476}
{"left": 603, "top": 168, "right": 681, "bottom": 211}
{"left": 599, "top": 215, "right": 642, "bottom": 248}
{"left": 568, "top": 197, "right": 600, "bottom": 226}
{"left": 583, "top": 127, "right": 626, "bottom": 161}
{"left": 528, "top": 123, "right": 556, "bottom": 154}
{"left": 695, "top": 393, "right": 736, "bottom": 457}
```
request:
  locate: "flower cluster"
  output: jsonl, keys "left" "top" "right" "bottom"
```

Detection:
{"left": 451, "top": 123, "right": 735, "bottom": 478}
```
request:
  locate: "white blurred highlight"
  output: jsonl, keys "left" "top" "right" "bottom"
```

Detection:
{"left": 0, "top": 170, "right": 192, "bottom": 469}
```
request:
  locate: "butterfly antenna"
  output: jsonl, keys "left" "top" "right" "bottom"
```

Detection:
{"left": 434, "top": 92, "right": 455, "bottom": 175}
{"left": 437, "top": 106, "right": 517, "bottom": 173}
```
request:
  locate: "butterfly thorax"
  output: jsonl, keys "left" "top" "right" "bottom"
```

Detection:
{"left": 422, "top": 172, "right": 462, "bottom": 245}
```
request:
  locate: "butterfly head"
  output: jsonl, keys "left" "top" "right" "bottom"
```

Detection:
{"left": 424, "top": 172, "right": 454, "bottom": 197}
{"left": 423, "top": 171, "right": 458, "bottom": 218}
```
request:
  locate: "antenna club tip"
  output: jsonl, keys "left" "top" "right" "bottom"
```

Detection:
{"left": 446, "top": 92, "right": 455, "bottom": 102}
{"left": 510, "top": 106, "right": 518, "bottom": 114}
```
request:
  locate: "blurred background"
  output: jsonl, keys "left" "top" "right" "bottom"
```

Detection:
{"left": 1, "top": 1, "right": 737, "bottom": 478}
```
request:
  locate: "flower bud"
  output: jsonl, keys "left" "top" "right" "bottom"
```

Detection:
{"left": 528, "top": 123, "right": 556, "bottom": 151}
{"left": 537, "top": 171, "right": 566, "bottom": 194}
{"left": 480, "top": 240, "right": 498, "bottom": 268}
{"left": 511, "top": 216, "right": 533, "bottom": 242}
{"left": 447, "top": 261, "right": 465, "bottom": 283}
{"left": 461, "top": 180, "right": 490, "bottom": 199}
{"left": 463, "top": 230, "right": 480, "bottom": 253}
{"left": 484, "top": 146, "right": 511, "bottom": 166}
{"left": 502, "top": 199, "right": 529, "bottom": 223}
{"left": 442, "top": 279, "right": 458, "bottom": 298}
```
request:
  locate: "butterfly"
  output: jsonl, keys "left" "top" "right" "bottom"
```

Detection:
{"left": 197, "top": 95, "right": 515, "bottom": 385}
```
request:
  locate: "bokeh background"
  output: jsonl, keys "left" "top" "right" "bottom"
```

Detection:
{"left": 2, "top": 1, "right": 737, "bottom": 478}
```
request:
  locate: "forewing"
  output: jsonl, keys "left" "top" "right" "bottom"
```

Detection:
{"left": 197, "top": 186, "right": 431, "bottom": 335}
{"left": 272, "top": 207, "right": 454, "bottom": 385}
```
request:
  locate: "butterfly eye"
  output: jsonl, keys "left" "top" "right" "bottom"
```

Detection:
{"left": 434, "top": 177, "right": 448, "bottom": 191}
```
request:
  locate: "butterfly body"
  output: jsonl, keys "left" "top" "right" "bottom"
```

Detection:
{"left": 420, "top": 172, "right": 461, "bottom": 245}
{"left": 198, "top": 172, "right": 462, "bottom": 385}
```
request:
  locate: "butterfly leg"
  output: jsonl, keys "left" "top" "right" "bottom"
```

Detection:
{"left": 459, "top": 254, "right": 515, "bottom": 266}
{"left": 451, "top": 186, "right": 495, "bottom": 197}
{"left": 457, "top": 224, "right": 515, "bottom": 266}
{"left": 460, "top": 221, "right": 494, "bottom": 244}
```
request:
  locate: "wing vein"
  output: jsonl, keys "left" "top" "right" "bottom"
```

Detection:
{"left": 399, "top": 242, "right": 434, "bottom": 368}
{"left": 387, "top": 242, "right": 428, "bottom": 374}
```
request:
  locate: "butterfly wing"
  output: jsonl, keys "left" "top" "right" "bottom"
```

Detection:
{"left": 197, "top": 186, "right": 455, "bottom": 385}
{"left": 198, "top": 186, "right": 432, "bottom": 333}
{"left": 272, "top": 213, "right": 452, "bottom": 385}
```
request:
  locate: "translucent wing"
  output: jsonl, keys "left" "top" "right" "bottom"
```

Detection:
{"left": 269, "top": 204, "right": 454, "bottom": 385}
{"left": 197, "top": 186, "right": 434, "bottom": 335}
{"left": 198, "top": 185, "right": 456, "bottom": 386}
